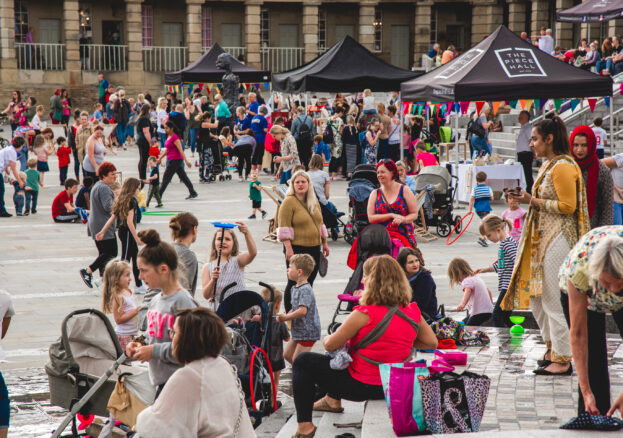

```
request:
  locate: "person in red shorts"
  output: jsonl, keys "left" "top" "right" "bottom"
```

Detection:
{"left": 52, "top": 178, "right": 79, "bottom": 222}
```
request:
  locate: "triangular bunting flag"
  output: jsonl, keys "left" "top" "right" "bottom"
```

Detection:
{"left": 519, "top": 99, "right": 527, "bottom": 110}
{"left": 554, "top": 99, "right": 564, "bottom": 112}
{"left": 454, "top": 102, "right": 461, "bottom": 114}
{"left": 216, "top": 84, "right": 223, "bottom": 92}
{"left": 587, "top": 98, "right": 598, "bottom": 113}
{"left": 605, "top": 96, "right": 611, "bottom": 108}
{"left": 491, "top": 101, "right": 502, "bottom": 115}
{"left": 533, "top": 99, "right": 540, "bottom": 111}
{"left": 524, "top": 99, "right": 533, "bottom": 111}
{"left": 254, "top": 83, "right": 260, "bottom": 90}
{"left": 475, "top": 101, "right": 485, "bottom": 115}
{"left": 538, "top": 99, "right": 547, "bottom": 111}
{"left": 509, "top": 100, "right": 518, "bottom": 109}
{"left": 198, "top": 83, "right": 204, "bottom": 92}
{"left": 460, "top": 102, "right": 470, "bottom": 115}
{"left": 570, "top": 99, "right": 580, "bottom": 112}
{"left": 264, "top": 82, "right": 270, "bottom": 90}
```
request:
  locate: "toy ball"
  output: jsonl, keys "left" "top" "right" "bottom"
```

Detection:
{"left": 509, "top": 316, "right": 525, "bottom": 324}
{"left": 510, "top": 325, "right": 525, "bottom": 335}
{"left": 76, "top": 413, "right": 94, "bottom": 430}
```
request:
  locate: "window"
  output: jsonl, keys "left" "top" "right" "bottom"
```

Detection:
{"left": 79, "top": 5, "right": 92, "bottom": 43}
{"left": 260, "top": 8, "right": 270, "bottom": 47}
{"left": 14, "top": 1, "right": 28, "bottom": 42}
{"left": 318, "top": 9, "right": 326, "bottom": 51}
{"left": 141, "top": 5, "right": 153, "bottom": 47}
{"left": 373, "top": 8, "right": 382, "bottom": 52}
{"left": 202, "top": 6, "right": 212, "bottom": 49}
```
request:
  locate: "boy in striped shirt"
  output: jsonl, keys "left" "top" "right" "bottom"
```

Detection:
{"left": 469, "top": 171, "right": 493, "bottom": 247}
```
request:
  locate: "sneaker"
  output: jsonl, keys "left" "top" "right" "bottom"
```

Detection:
{"left": 80, "top": 269, "right": 93, "bottom": 289}
{"left": 134, "top": 284, "right": 148, "bottom": 295}
{"left": 477, "top": 238, "right": 488, "bottom": 247}
{"left": 262, "top": 210, "right": 267, "bottom": 219}
{"left": 156, "top": 203, "right": 164, "bottom": 208}
{"left": 23, "top": 210, "right": 29, "bottom": 216}
{"left": 0, "top": 212, "right": 12, "bottom": 218}
{"left": 238, "top": 177, "right": 244, "bottom": 182}
{"left": 185, "top": 193, "right": 198, "bottom": 200}
{"left": 248, "top": 214, "right": 256, "bottom": 219}
{"left": 31, "top": 209, "right": 37, "bottom": 214}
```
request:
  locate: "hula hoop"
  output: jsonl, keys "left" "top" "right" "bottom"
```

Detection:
{"left": 142, "top": 210, "right": 185, "bottom": 216}
{"left": 446, "top": 211, "right": 474, "bottom": 245}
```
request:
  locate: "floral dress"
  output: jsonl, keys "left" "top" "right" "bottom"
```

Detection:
{"left": 374, "top": 185, "right": 416, "bottom": 245}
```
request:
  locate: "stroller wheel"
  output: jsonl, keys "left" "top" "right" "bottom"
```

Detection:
{"left": 331, "top": 228, "right": 338, "bottom": 241}
{"left": 226, "top": 174, "right": 232, "bottom": 180}
{"left": 453, "top": 215, "right": 463, "bottom": 234}
{"left": 328, "top": 322, "right": 342, "bottom": 334}
{"left": 437, "top": 222, "right": 451, "bottom": 237}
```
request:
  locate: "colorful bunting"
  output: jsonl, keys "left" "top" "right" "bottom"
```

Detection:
{"left": 538, "top": 99, "right": 547, "bottom": 112}
{"left": 587, "top": 98, "right": 598, "bottom": 113}
{"left": 509, "top": 100, "right": 518, "bottom": 109}
{"left": 460, "top": 101, "right": 470, "bottom": 115}
{"left": 554, "top": 99, "right": 564, "bottom": 112}
{"left": 454, "top": 102, "right": 461, "bottom": 114}
{"left": 491, "top": 101, "right": 502, "bottom": 115}
{"left": 570, "top": 99, "right": 580, "bottom": 112}
{"left": 475, "top": 101, "right": 485, "bottom": 115}
{"left": 605, "top": 96, "right": 611, "bottom": 108}
{"left": 519, "top": 99, "right": 533, "bottom": 111}
{"left": 264, "top": 82, "right": 270, "bottom": 90}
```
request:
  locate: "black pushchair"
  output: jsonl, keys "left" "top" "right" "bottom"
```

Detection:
{"left": 320, "top": 202, "right": 348, "bottom": 242}
{"left": 344, "top": 164, "right": 379, "bottom": 244}
{"left": 414, "top": 165, "right": 462, "bottom": 237}
{"left": 199, "top": 137, "right": 232, "bottom": 182}
{"left": 217, "top": 282, "right": 277, "bottom": 428}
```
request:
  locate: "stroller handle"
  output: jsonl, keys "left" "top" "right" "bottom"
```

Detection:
{"left": 258, "top": 282, "right": 275, "bottom": 306}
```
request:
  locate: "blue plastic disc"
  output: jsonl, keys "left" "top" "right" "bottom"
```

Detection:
{"left": 211, "top": 222, "right": 239, "bottom": 229}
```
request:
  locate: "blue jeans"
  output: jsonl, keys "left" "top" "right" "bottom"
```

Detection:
{"left": 158, "top": 132, "right": 167, "bottom": 149}
{"left": 0, "top": 371, "right": 8, "bottom": 428}
{"left": 59, "top": 165, "right": 68, "bottom": 184}
{"left": 116, "top": 122, "right": 127, "bottom": 146}
{"left": 13, "top": 190, "right": 24, "bottom": 215}
{"left": 72, "top": 148, "right": 80, "bottom": 179}
{"left": 470, "top": 136, "right": 491, "bottom": 158}
{"left": 596, "top": 59, "right": 613, "bottom": 74}
{"left": 25, "top": 190, "right": 38, "bottom": 212}
{"left": 0, "top": 177, "right": 5, "bottom": 214}
{"left": 614, "top": 201, "right": 623, "bottom": 225}
{"left": 17, "top": 148, "right": 28, "bottom": 171}
{"left": 280, "top": 169, "right": 292, "bottom": 184}
{"left": 188, "top": 128, "right": 198, "bottom": 154}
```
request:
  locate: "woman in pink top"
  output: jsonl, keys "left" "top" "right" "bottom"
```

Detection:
{"left": 156, "top": 121, "right": 198, "bottom": 200}
{"left": 291, "top": 255, "right": 437, "bottom": 438}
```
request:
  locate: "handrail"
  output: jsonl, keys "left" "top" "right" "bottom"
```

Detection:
{"left": 15, "top": 42, "right": 64, "bottom": 70}
{"left": 80, "top": 44, "right": 127, "bottom": 71}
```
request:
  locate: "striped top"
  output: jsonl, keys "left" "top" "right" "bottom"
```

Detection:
{"left": 472, "top": 183, "right": 493, "bottom": 213}
{"left": 207, "top": 256, "right": 246, "bottom": 304}
{"left": 492, "top": 236, "right": 518, "bottom": 291}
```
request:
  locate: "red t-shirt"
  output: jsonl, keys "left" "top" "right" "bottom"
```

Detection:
{"left": 51, "top": 190, "right": 73, "bottom": 218}
{"left": 416, "top": 151, "right": 437, "bottom": 168}
{"left": 57, "top": 145, "right": 71, "bottom": 167}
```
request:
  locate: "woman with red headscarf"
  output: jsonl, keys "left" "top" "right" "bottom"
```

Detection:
{"left": 367, "top": 159, "right": 418, "bottom": 246}
{"left": 570, "top": 125, "right": 613, "bottom": 229}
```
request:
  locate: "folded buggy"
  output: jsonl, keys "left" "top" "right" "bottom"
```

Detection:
{"left": 344, "top": 164, "right": 379, "bottom": 244}
{"left": 414, "top": 165, "right": 462, "bottom": 237}
{"left": 47, "top": 308, "right": 156, "bottom": 437}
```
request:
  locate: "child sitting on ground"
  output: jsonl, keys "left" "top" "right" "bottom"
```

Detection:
{"left": 24, "top": 158, "right": 41, "bottom": 216}
{"left": 51, "top": 178, "right": 80, "bottom": 223}
{"left": 474, "top": 214, "right": 517, "bottom": 328}
{"left": 75, "top": 176, "right": 94, "bottom": 210}
{"left": 145, "top": 156, "right": 163, "bottom": 208}
{"left": 448, "top": 257, "right": 493, "bottom": 326}
{"left": 248, "top": 171, "right": 267, "bottom": 219}
{"left": 277, "top": 254, "right": 321, "bottom": 363}
{"left": 501, "top": 194, "right": 527, "bottom": 243}
{"left": 469, "top": 171, "right": 493, "bottom": 247}
{"left": 102, "top": 260, "right": 140, "bottom": 351}
{"left": 313, "top": 135, "right": 331, "bottom": 162}
{"left": 12, "top": 172, "right": 26, "bottom": 216}
{"left": 56, "top": 136, "right": 71, "bottom": 185}
{"left": 397, "top": 247, "right": 438, "bottom": 320}
{"left": 261, "top": 285, "right": 290, "bottom": 389}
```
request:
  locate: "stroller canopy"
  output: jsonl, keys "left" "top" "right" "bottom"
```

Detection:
{"left": 414, "top": 166, "right": 451, "bottom": 194}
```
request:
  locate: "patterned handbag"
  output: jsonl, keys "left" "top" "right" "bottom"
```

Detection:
{"left": 419, "top": 371, "right": 490, "bottom": 434}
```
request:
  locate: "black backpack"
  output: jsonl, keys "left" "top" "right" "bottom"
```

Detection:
{"left": 298, "top": 115, "right": 313, "bottom": 147}
{"left": 467, "top": 118, "right": 486, "bottom": 138}
{"left": 323, "top": 121, "right": 335, "bottom": 144}
{"left": 116, "top": 99, "right": 130, "bottom": 124}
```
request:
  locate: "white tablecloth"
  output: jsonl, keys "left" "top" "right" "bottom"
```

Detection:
{"left": 453, "top": 164, "right": 526, "bottom": 203}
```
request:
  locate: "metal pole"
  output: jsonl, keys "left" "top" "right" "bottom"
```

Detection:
{"left": 454, "top": 107, "right": 459, "bottom": 164}
{"left": 305, "top": 93, "right": 308, "bottom": 115}
{"left": 400, "top": 110, "right": 404, "bottom": 161}
{"left": 610, "top": 94, "right": 615, "bottom": 156}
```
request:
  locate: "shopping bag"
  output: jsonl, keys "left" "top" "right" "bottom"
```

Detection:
{"left": 379, "top": 362, "right": 430, "bottom": 436}
{"left": 419, "top": 371, "right": 490, "bottom": 434}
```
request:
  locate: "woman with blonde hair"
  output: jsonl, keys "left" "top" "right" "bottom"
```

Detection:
{"left": 156, "top": 97, "right": 169, "bottom": 149}
{"left": 291, "top": 255, "right": 438, "bottom": 438}
{"left": 278, "top": 170, "right": 329, "bottom": 311}
{"left": 272, "top": 124, "right": 300, "bottom": 183}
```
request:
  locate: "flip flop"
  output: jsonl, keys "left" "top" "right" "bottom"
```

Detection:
{"left": 293, "top": 425, "right": 317, "bottom": 438}
{"left": 313, "top": 398, "right": 344, "bottom": 413}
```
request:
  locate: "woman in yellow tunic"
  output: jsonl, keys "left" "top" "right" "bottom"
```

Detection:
{"left": 504, "top": 117, "right": 589, "bottom": 375}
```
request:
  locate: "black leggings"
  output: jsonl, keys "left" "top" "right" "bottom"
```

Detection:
{"left": 560, "top": 292, "right": 623, "bottom": 415}
{"left": 89, "top": 237, "right": 118, "bottom": 276}
{"left": 233, "top": 144, "right": 252, "bottom": 178}
{"left": 464, "top": 312, "right": 491, "bottom": 326}
{"left": 284, "top": 245, "right": 321, "bottom": 312}
{"left": 119, "top": 226, "right": 142, "bottom": 287}
{"left": 137, "top": 138, "right": 150, "bottom": 182}
{"left": 252, "top": 141, "right": 265, "bottom": 166}
{"left": 517, "top": 151, "right": 534, "bottom": 194}
{"left": 159, "top": 159, "right": 197, "bottom": 198}
{"left": 292, "top": 352, "right": 384, "bottom": 423}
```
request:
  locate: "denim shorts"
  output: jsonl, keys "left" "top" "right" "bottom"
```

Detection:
{"left": 0, "top": 371, "right": 9, "bottom": 428}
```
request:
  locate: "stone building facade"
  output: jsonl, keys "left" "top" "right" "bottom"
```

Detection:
{"left": 1, "top": 0, "right": 621, "bottom": 110}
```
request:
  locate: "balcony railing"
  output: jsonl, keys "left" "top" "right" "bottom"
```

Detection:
{"left": 80, "top": 44, "right": 127, "bottom": 71}
{"left": 142, "top": 46, "right": 188, "bottom": 72}
{"left": 15, "top": 42, "right": 64, "bottom": 70}
{"left": 203, "top": 46, "right": 246, "bottom": 60}
{"left": 261, "top": 47, "right": 303, "bottom": 73}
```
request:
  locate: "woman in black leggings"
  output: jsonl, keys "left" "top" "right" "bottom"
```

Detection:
{"left": 232, "top": 128, "right": 254, "bottom": 181}
{"left": 196, "top": 112, "right": 219, "bottom": 182}
{"left": 135, "top": 104, "right": 152, "bottom": 182}
{"left": 157, "top": 121, "right": 198, "bottom": 200}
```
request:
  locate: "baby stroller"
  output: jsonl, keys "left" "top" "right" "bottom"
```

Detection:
{"left": 217, "top": 282, "right": 277, "bottom": 428}
{"left": 344, "top": 164, "right": 379, "bottom": 244}
{"left": 327, "top": 224, "right": 409, "bottom": 333}
{"left": 320, "top": 202, "right": 348, "bottom": 241}
{"left": 199, "top": 137, "right": 232, "bottom": 182}
{"left": 47, "top": 309, "right": 156, "bottom": 437}
{"left": 414, "top": 165, "right": 462, "bottom": 237}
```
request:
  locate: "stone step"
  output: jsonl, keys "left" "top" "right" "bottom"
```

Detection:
{"left": 275, "top": 400, "right": 365, "bottom": 438}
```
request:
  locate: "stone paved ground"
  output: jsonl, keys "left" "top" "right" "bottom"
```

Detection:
{"left": 2, "top": 146, "right": 623, "bottom": 436}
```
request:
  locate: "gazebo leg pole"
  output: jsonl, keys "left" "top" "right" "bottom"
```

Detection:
{"left": 454, "top": 108, "right": 459, "bottom": 164}
{"left": 400, "top": 110, "right": 404, "bottom": 161}
{"left": 611, "top": 94, "right": 615, "bottom": 157}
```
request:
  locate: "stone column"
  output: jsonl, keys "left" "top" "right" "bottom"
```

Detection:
{"left": 63, "top": 0, "right": 81, "bottom": 83}
{"left": 507, "top": 0, "right": 526, "bottom": 34}
{"left": 609, "top": 18, "right": 623, "bottom": 37}
{"left": 471, "top": 0, "right": 503, "bottom": 45}
{"left": 555, "top": 0, "right": 573, "bottom": 49}
{"left": 359, "top": 0, "right": 377, "bottom": 52}
{"left": 0, "top": 0, "right": 17, "bottom": 83}
{"left": 245, "top": 0, "right": 262, "bottom": 68}
{"left": 414, "top": 1, "right": 433, "bottom": 67}
{"left": 186, "top": 0, "right": 203, "bottom": 63}
{"left": 530, "top": 0, "right": 549, "bottom": 42}
{"left": 125, "top": 0, "right": 144, "bottom": 85}
{"left": 302, "top": 1, "right": 319, "bottom": 63}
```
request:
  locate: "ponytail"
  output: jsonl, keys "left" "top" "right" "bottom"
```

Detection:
{"left": 165, "top": 120, "right": 182, "bottom": 139}
{"left": 534, "top": 116, "right": 570, "bottom": 156}
{"left": 479, "top": 214, "right": 513, "bottom": 236}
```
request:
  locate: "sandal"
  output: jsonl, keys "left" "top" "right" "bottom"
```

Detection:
{"left": 293, "top": 425, "right": 317, "bottom": 438}
{"left": 313, "top": 397, "right": 344, "bottom": 413}
{"left": 537, "top": 351, "right": 552, "bottom": 367}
